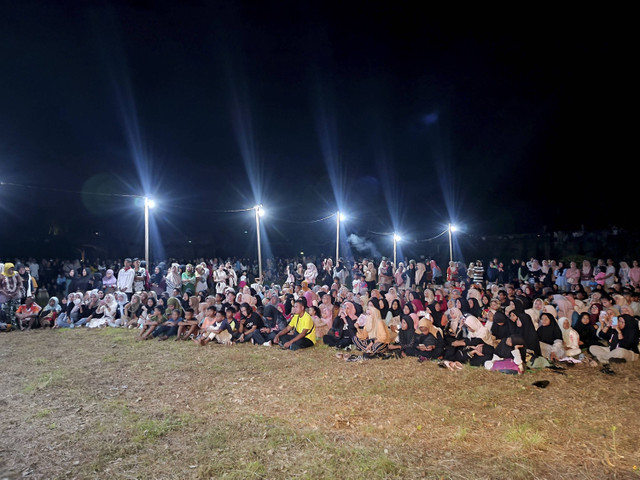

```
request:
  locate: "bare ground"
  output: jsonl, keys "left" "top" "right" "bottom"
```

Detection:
{"left": 1, "top": 328, "right": 639, "bottom": 479}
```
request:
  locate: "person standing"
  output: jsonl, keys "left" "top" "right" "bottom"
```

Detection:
{"left": 473, "top": 260, "right": 485, "bottom": 286}
{"left": 132, "top": 258, "right": 146, "bottom": 293}
{"left": 117, "top": 258, "right": 135, "bottom": 299}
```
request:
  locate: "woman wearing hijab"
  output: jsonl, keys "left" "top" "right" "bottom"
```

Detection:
{"left": 74, "top": 290, "right": 100, "bottom": 327}
{"left": 463, "top": 315, "right": 495, "bottom": 366}
{"left": 467, "top": 297, "right": 483, "bottom": 319}
{"left": 510, "top": 299, "right": 542, "bottom": 359}
{"left": 122, "top": 294, "right": 143, "bottom": 328}
{"left": 525, "top": 298, "right": 546, "bottom": 329}
{"left": 149, "top": 266, "right": 166, "bottom": 296}
{"left": 574, "top": 311, "right": 600, "bottom": 349}
{"left": 408, "top": 291, "right": 424, "bottom": 313}
{"left": 101, "top": 269, "right": 117, "bottom": 293}
{"left": 415, "top": 262, "right": 427, "bottom": 291}
{"left": 352, "top": 303, "right": 390, "bottom": 358}
{"left": 394, "top": 263, "right": 407, "bottom": 290}
{"left": 53, "top": 293, "right": 77, "bottom": 328}
{"left": 426, "top": 301, "right": 444, "bottom": 331}
{"left": 446, "top": 261, "right": 458, "bottom": 283}
{"left": 99, "top": 294, "right": 119, "bottom": 328}
{"left": 442, "top": 307, "right": 467, "bottom": 362}
{"left": 558, "top": 316, "right": 581, "bottom": 357}
{"left": 490, "top": 311, "right": 511, "bottom": 344}
{"left": 388, "top": 314, "right": 417, "bottom": 357}
{"left": 590, "top": 313, "right": 640, "bottom": 364}
{"left": 39, "top": 296, "right": 61, "bottom": 328}
{"left": 165, "top": 264, "right": 182, "bottom": 294}
{"left": 401, "top": 302, "right": 420, "bottom": 334}
{"left": 580, "top": 260, "right": 594, "bottom": 289}
{"left": 303, "top": 263, "right": 318, "bottom": 287}
{"left": 536, "top": 312, "right": 565, "bottom": 360}
{"left": 415, "top": 315, "right": 445, "bottom": 360}
{"left": 75, "top": 268, "right": 92, "bottom": 293}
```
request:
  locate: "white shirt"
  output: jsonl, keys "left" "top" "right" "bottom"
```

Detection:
{"left": 117, "top": 268, "right": 135, "bottom": 293}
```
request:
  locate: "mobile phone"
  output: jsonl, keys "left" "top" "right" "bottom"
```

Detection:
{"left": 611, "top": 317, "right": 618, "bottom": 327}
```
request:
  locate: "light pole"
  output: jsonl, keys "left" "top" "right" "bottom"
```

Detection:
{"left": 254, "top": 205, "right": 265, "bottom": 281}
{"left": 393, "top": 233, "right": 401, "bottom": 269}
{"left": 144, "top": 197, "right": 156, "bottom": 269}
{"left": 336, "top": 211, "right": 346, "bottom": 266}
{"left": 448, "top": 224, "right": 457, "bottom": 265}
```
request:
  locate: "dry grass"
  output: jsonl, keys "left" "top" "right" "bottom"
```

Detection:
{"left": 1, "top": 328, "right": 640, "bottom": 479}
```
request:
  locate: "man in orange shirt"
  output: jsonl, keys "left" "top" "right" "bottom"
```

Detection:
{"left": 15, "top": 296, "right": 42, "bottom": 331}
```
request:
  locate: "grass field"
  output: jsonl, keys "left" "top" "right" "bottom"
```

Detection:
{"left": 1, "top": 328, "right": 639, "bottom": 479}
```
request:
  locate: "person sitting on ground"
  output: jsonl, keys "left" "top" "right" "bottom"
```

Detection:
{"left": 574, "top": 311, "right": 600, "bottom": 350}
{"left": 388, "top": 314, "right": 417, "bottom": 358}
{"left": 54, "top": 293, "right": 79, "bottom": 328}
{"left": 309, "top": 305, "right": 329, "bottom": 341}
{"left": 236, "top": 302, "right": 269, "bottom": 345}
{"left": 193, "top": 308, "right": 233, "bottom": 346}
{"left": 442, "top": 307, "right": 467, "bottom": 362}
{"left": 462, "top": 314, "right": 495, "bottom": 366}
{"left": 137, "top": 305, "right": 165, "bottom": 340}
{"left": 323, "top": 301, "right": 358, "bottom": 349}
{"left": 153, "top": 308, "right": 181, "bottom": 340}
{"left": 260, "top": 296, "right": 285, "bottom": 343}
{"left": 589, "top": 312, "right": 639, "bottom": 364}
{"left": 15, "top": 296, "right": 42, "bottom": 331}
{"left": 38, "top": 296, "right": 61, "bottom": 329}
{"left": 536, "top": 312, "right": 565, "bottom": 361}
{"left": 351, "top": 302, "right": 390, "bottom": 358}
{"left": 414, "top": 315, "right": 445, "bottom": 360}
{"left": 122, "top": 294, "right": 143, "bottom": 328}
{"left": 164, "top": 296, "right": 183, "bottom": 319}
{"left": 138, "top": 296, "right": 157, "bottom": 325}
{"left": 175, "top": 307, "right": 199, "bottom": 340}
{"left": 485, "top": 334, "right": 526, "bottom": 374}
{"left": 273, "top": 299, "right": 316, "bottom": 350}
{"left": 558, "top": 316, "right": 581, "bottom": 358}
{"left": 73, "top": 291, "right": 100, "bottom": 328}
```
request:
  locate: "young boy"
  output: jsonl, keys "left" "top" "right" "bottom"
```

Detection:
{"left": 176, "top": 307, "right": 199, "bottom": 341}
{"left": 153, "top": 308, "right": 181, "bottom": 341}
{"left": 137, "top": 306, "right": 165, "bottom": 341}
{"left": 193, "top": 308, "right": 233, "bottom": 346}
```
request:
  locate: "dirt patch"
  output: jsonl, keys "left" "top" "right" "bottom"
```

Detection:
{"left": 1, "top": 328, "right": 639, "bottom": 479}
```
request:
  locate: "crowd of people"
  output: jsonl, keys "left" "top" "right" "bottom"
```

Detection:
{"left": 1, "top": 254, "right": 639, "bottom": 374}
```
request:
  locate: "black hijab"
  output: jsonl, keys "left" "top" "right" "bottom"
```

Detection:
{"left": 379, "top": 298, "right": 390, "bottom": 319}
{"left": 468, "top": 298, "right": 483, "bottom": 318}
{"left": 536, "top": 313, "right": 562, "bottom": 345}
{"left": 427, "top": 302, "right": 444, "bottom": 328}
{"left": 513, "top": 310, "right": 541, "bottom": 356}
{"left": 399, "top": 315, "right": 416, "bottom": 347}
{"left": 389, "top": 299, "right": 402, "bottom": 318}
{"left": 618, "top": 314, "right": 640, "bottom": 353}
{"left": 491, "top": 311, "right": 511, "bottom": 340}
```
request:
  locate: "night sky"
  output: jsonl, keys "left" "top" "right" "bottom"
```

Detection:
{"left": 0, "top": 2, "right": 634, "bottom": 260}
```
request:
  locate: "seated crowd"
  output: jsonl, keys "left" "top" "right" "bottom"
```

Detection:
{"left": 1, "top": 255, "right": 639, "bottom": 374}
